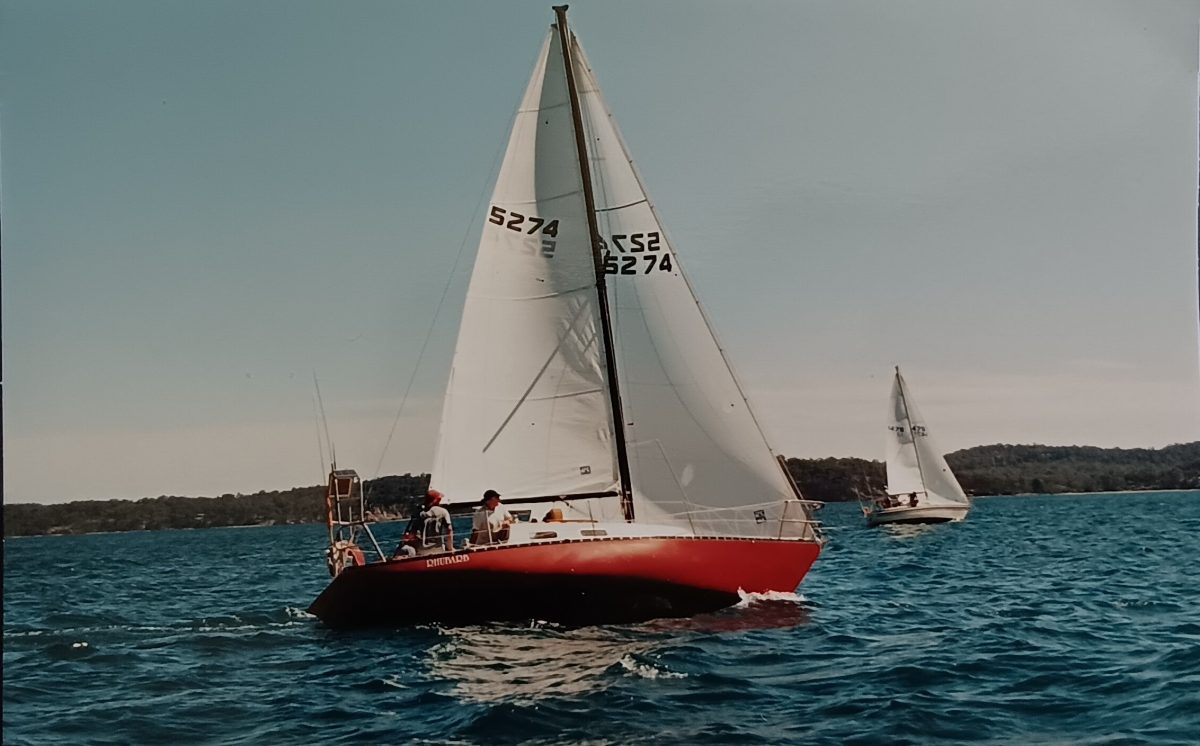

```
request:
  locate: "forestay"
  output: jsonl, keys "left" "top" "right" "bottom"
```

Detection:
{"left": 884, "top": 369, "right": 969, "bottom": 507}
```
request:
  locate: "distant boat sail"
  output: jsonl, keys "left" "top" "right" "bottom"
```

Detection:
{"left": 308, "top": 5, "right": 824, "bottom": 627}
{"left": 863, "top": 366, "right": 970, "bottom": 526}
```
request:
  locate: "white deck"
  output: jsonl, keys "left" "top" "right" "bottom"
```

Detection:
{"left": 470, "top": 520, "right": 691, "bottom": 548}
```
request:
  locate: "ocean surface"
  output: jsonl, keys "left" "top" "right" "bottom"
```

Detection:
{"left": 4, "top": 491, "right": 1199, "bottom": 745}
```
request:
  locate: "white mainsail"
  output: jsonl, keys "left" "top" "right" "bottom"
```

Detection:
{"left": 432, "top": 21, "right": 802, "bottom": 532}
{"left": 431, "top": 30, "right": 620, "bottom": 505}
{"left": 884, "top": 368, "right": 969, "bottom": 507}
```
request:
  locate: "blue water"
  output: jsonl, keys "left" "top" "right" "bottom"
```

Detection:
{"left": 5, "top": 492, "right": 1199, "bottom": 745}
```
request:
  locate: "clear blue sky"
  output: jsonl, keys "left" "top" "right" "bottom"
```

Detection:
{"left": 4, "top": 0, "right": 1198, "bottom": 504}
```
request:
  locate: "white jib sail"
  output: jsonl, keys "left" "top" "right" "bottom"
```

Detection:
{"left": 570, "top": 36, "right": 801, "bottom": 532}
{"left": 885, "top": 368, "right": 969, "bottom": 507}
{"left": 431, "top": 30, "right": 620, "bottom": 507}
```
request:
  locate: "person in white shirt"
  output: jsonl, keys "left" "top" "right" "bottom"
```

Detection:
{"left": 470, "top": 489, "right": 515, "bottom": 545}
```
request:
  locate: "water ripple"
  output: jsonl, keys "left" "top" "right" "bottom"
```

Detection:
{"left": 5, "top": 493, "right": 1200, "bottom": 744}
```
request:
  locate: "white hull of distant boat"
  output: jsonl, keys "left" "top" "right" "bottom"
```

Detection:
{"left": 866, "top": 503, "right": 969, "bottom": 526}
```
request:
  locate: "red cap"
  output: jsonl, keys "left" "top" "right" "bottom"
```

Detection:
{"left": 425, "top": 489, "right": 443, "bottom": 504}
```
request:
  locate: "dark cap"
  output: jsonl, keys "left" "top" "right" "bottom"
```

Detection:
{"left": 483, "top": 489, "right": 501, "bottom": 500}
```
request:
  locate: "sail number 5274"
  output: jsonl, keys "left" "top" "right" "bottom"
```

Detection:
{"left": 488, "top": 205, "right": 559, "bottom": 256}
{"left": 602, "top": 231, "right": 672, "bottom": 274}
{"left": 603, "top": 251, "right": 673, "bottom": 275}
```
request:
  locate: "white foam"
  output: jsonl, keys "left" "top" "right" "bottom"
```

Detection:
{"left": 734, "top": 589, "right": 806, "bottom": 607}
{"left": 618, "top": 654, "right": 686, "bottom": 680}
{"left": 284, "top": 606, "right": 315, "bottom": 620}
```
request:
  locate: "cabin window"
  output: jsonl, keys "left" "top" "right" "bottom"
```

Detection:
{"left": 580, "top": 529, "right": 608, "bottom": 537}
{"left": 532, "top": 531, "right": 558, "bottom": 540}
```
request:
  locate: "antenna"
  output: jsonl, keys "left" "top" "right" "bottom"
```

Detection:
{"left": 313, "top": 373, "right": 336, "bottom": 470}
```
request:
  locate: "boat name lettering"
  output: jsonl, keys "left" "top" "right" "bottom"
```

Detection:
{"left": 488, "top": 205, "right": 560, "bottom": 256}
{"left": 425, "top": 554, "right": 471, "bottom": 568}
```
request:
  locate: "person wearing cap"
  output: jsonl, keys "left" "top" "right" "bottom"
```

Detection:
{"left": 485, "top": 489, "right": 517, "bottom": 541}
{"left": 470, "top": 489, "right": 515, "bottom": 545}
{"left": 415, "top": 489, "right": 453, "bottom": 552}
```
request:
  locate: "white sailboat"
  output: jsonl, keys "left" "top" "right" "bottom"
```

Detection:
{"left": 864, "top": 366, "right": 970, "bottom": 526}
{"left": 309, "top": 6, "right": 824, "bottom": 627}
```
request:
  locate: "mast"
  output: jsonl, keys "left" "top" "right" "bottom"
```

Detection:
{"left": 894, "top": 366, "right": 929, "bottom": 495}
{"left": 553, "top": 5, "right": 635, "bottom": 520}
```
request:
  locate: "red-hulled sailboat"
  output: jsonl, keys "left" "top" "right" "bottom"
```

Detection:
{"left": 309, "top": 6, "right": 824, "bottom": 628}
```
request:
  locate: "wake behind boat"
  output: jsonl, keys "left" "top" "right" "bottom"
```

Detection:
{"left": 308, "top": 6, "right": 824, "bottom": 628}
{"left": 863, "top": 366, "right": 971, "bottom": 527}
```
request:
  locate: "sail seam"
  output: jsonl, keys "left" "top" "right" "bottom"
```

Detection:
{"left": 595, "top": 198, "right": 648, "bottom": 213}
{"left": 517, "top": 101, "right": 570, "bottom": 114}
{"left": 494, "top": 188, "right": 584, "bottom": 206}
{"left": 476, "top": 287, "right": 596, "bottom": 301}
{"left": 505, "top": 388, "right": 606, "bottom": 402}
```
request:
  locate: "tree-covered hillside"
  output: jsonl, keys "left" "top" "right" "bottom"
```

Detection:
{"left": 785, "top": 457, "right": 885, "bottom": 504}
{"left": 5, "top": 443, "right": 1196, "bottom": 535}
{"left": 3, "top": 474, "right": 430, "bottom": 537}
{"left": 787, "top": 442, "right": 1199, "bottom": 502}
{"left": 946, "top": 442, "right": 1200, "bottom": 496}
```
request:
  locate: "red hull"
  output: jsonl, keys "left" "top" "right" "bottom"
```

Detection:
{"left": 308, "top": 536, "right": 821, "bottom": 627}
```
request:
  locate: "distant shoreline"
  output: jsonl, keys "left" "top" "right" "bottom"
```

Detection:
{"left": 6, "top": 488, "right": 1197, "bottom": 539}
{"left": 6, "top": 443, "right": 1197, "bottom": 537}
{"left": 991, "top": 487, "right": 1200, "bottom": 498}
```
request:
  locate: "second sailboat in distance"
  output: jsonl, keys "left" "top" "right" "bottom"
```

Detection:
{"left": 863, "top": 366, "right": 972, "bottom": 526}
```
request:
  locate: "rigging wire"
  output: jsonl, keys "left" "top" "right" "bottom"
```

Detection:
{"left": 312, "top": 388, "right": 328, "bottom": 481}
